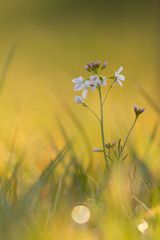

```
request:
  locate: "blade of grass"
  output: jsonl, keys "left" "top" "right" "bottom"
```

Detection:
{"left": 140, "top": 86, "right": 160, "bottom": 114}
{"left": 143, "top": 120, "right": 159, "bottom": 158}
{"left": 0, "top": 43, "right": 17, "bottom": 93}
{"left": 20, "top": 144, "right": 70, "bottom": 206}
{"left": 62, "top": 102, "right": 94, "bottom": 171}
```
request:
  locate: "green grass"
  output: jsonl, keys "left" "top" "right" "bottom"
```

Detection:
{"left": 0, "top": 96, "right": 159, "bottom": 239}
{"left": 0, "top": 40, "right": 159, "bottom": 239}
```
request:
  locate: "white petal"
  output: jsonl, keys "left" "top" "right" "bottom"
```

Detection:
{"left": 82, "top": 88, "right": 88, "bottom": 99}
{"left": 115, "top": 66, "right": 123, "bottom": 76}
{"left": 91, "top": 85, "right": 96, "bottom": 91}
{"left": 116, "top": 80, "right": 123, "bottom": 87}
{"left": 101, "top": 77, "right": 107, "bottom": 86}
{"left": 118, "top": 74, "right": 125, "bottom": 81}
{"left": 96, "top": 78, "right": 101, "bottom": 85}
{"left": 90, "top": 75, "right": 96, "bottom": 81}
{"left": 74, "top": 96, "right": 84, "bottom": 104}
{"left": 74, "top": 83, "right": 84, "bottom": 91}
{"left": 84, "top": 80, "right": 90, "bottom": 88}
{"left": 72, "top": 76, "right": 83, "bottom": 83}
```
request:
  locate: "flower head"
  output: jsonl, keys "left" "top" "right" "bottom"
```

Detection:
{"left": 134, "top": 104, "right": 145, "bottom": 118}
{"left": 114, "top": 66, "right": 125, "bottom": 86}
{"left": 137, "top": 220, "right": 148, "bottom": 234}
{"left": 72, "top": 77, "right": 84, "bottom": 91}
{"left": 85, "top": 61, "right": 101, "bottom": 73}
{"left": 90, "top": 75, "right": 107, "bottom": 90}
{"left": 85, "top": 60, "right": 108, "bottom": 74}
{"left": 72, "top": 77, "right": 90, "bottom": 99}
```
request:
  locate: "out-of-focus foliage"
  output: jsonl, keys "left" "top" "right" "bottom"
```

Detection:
{"left": 0, "top": 0, "right": 159, "bottom": 239}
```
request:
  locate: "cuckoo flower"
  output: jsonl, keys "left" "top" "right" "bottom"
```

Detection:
{"left": 114, "top": 66, "right": 125, "bottom": 86}
{"left": 72, "top": 77, "right": 90, "bottom": 99}
{"left": 72, "top": 61, "right": 145, "bottom": 171}
{"left": 90, "top": 75, "right": 107, "bottom": 91}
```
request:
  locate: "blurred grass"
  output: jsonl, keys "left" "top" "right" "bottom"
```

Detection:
{"left": 0, "top": 0, "right": 159, "bottom": 239}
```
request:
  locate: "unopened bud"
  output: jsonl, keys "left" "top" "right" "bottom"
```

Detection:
{"left": 134, "top": 104, "right": 145, "bottom": 118}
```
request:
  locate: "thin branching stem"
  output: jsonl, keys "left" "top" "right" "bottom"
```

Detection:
{"left": 103, "top": 79, "right": 115, "bottom": 105}
{"left": 85, "top": 104, "right": 100, "bottom": 122}
{"left": 103, "top": 85, "right": 113, "bottom": 105}
{"left": 122, "top": 117, "right": 138, "bottom": 153}
{"left": 98, "top": 87, "right": 109, "bottom": 169}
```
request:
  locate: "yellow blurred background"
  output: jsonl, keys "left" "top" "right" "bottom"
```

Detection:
{"left": 0, "top": 0, "right": 158, "bottom": 173}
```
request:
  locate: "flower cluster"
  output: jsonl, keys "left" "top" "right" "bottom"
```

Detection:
{"left": 72, "top": 61, "right": 125, "bottom": 104}
{"left": 72, "top": 60, "right": 145, "bottom": 170}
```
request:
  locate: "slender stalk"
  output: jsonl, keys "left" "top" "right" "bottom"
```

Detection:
{"left": 98, "top": 87, "right": 108, "bottom": 169}
{"left": 103, "top": 85, "right": 112, "bottom": 105}
{"left": 122, "top": 117, "right": 138, "bottom": 152}
{"left": 85, "top": 104, "right": 100, "bottom": 122}
{"left": 103, "top": 79, "right": 116, "bottom": 105}
{"left": 132, "top": 195, "right": 153, "bottom": 216}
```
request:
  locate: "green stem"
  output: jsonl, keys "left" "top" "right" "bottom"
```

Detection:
{"left": 85, "top": 104, "right": 100, "bottom": 122}
{"left": 98, "top": 87, "right": 108, "bottom": 169}
{"left": 122, "top": 117, "right": 138, "bottom": 153}
{"left": 103, "top": 79, "right": 116, "bottom": 105}
{"left": 103, "top": 85, "right": 112, "bottom": 105}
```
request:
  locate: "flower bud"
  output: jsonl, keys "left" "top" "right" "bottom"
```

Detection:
{"left": 101, "top": 61, "right": 108, "bottom": 70}
{"left": 84, "top": 61, "right": 101, "bottom": 73}
{"left": 84, "top": 64, "right": 92, "bottom": 72}
{"left": 93, "top": 148, "right": 103, "bottom": 152}
{"left": 74, "top": 96, "right": 85, "bottom": 104}
{"left": 134, "top": 104, "right": 145, "bottom": 118}
{"left": 105, "top": 142, "right": 115, "bottom": 149}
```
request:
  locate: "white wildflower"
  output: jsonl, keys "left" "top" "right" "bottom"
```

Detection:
{"left": 90, "top": 75, "right": 107, "bottom": 90}
{"left": 72, "top": 77, "right": 84, "bottom": 91}
{"left": 114, "top": 66, "right": 125, "bottom": 86}
{"left": 72, "top": 77, "right": 90, "bottom": 99}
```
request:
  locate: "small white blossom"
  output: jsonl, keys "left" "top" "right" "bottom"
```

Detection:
{"left": 72, "top": 77, "right": 90, "bottom": 99}
{"left": 100, "top": 76, "right": 107, "bottom": 86}
{"left": 137, "top": 220, "right": 149, "bottom": 234}
{"left": 72, "top": 77, "right": 84, "bottom": 91}
{"left": 114, "top": 66, "right": 125, "bottom": 86}
{"left": 82, "top": 80, "right": 90, "bottom": 99}
{"left": 90, "top": 75, "right": 107, "bottom": 90}
{"left": 90, "top": 75, "right": 101, "bottom": 90}
{"left": 74, "top": 96, "right": 85, "bottom": 104}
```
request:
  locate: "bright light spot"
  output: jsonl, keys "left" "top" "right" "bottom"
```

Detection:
{"left": 137, "top": 220, "right": 149, "bottom": 234}
{"left": 71, "top": 205, "right": 91, "bottom": 224}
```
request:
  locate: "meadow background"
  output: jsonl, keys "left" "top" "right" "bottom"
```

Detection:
{"left": 0, "top": 0, "right": 159, "bottom": 239}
